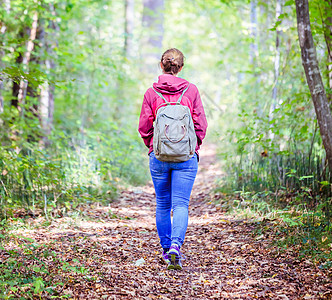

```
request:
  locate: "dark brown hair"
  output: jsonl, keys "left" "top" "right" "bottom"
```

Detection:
{"left": 161, "top": 48, "right": 184, "bottom": 75}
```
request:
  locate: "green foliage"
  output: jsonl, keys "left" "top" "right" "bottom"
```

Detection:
{"left": 0, "top": 0, "right": 331, "bottom": 268}
{"left": 209, "top": 0, "right": 331, "bottom": 263}
{"left": 253, "top": 217, "right": 332, "bottom": 267}
{"left": 0, "top": 0, "right": 150, "bottom": 216}
{"left": 0, "top": 115, "right": 148, "bottom": 217}
{"left": 218, "top": 190, "right": 331, "bottom": 264}
{"left": 0, "top": 67, "right": 47, "bottom": 87}
{"left": 0, "top": 237, "right": 89, "bottom": 299}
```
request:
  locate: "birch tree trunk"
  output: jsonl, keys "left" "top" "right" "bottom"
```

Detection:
{"left": 0, "top": 48, "right": 4, "bottom": 115}
{"left": 250, "top": 0, "right": 258, "bottom": 65}
{"left": 39, "top": 4, "right": 57, "bottom": 142}
{"left": 271, "top": 0, "right": 282, "bottom": 105}
{"left": 124, "top": 0, "right": 135, "bottom": 59}
{"left": 38, "top": 24, "right": 50, "bottom": 137}
{"left": 295, "top": 0, "right": 332, "bottom": 171}
{"left": 269, "top": 0, "right": 282, "bottom": 142}
{"left": 0, "top": 0, "right": 10, "bottom": 114}
{"left": 141, "top": 0, "right": 164, "bottom": 74}
{"left": 17, "top": 11, "right": 38, "bottom": 113}
{"left": 0, "top": 79, "right": 3, "bottom": 115}
{"left": 39, "top": 74, "right": 55, "bottom": 140}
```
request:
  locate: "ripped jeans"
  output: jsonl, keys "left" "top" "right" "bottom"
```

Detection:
{"left": 149, "top": 151, "right": 198, "bottom": 248}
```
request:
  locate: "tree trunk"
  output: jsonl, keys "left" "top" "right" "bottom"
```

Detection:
{"left": 39, "top": 71, "right": 55, "bottom": 140}
{"left": 0, "top": 49, "right": 4, "bottom": 115}
{"left": 141, "top": 0, "right": 164, "bottom": 73}
{"left": 269, "top": 0, "right": 282, "bottom": 143}
{"left": 17, "top": 11, "right": 38, "bottom": 113}
{"left": 124, "top": 0, "right": 135, "bottom": 59}
{"left": 11, "top": 52, "right": 23, "bottom": 108}
{"left": 0, "top": 0, "right": 10, "bottom": 115}
{"left": 295, "top": 0, "right": 332, "bottom": 171}
{"left": 323, "top": 0, "right": 332, "bottom": 103}
{"left": 39, "top": 4, "right": 57, "bottom": 142}
{"left": 0, "top": 81, "right": 3, "bottom": 114}
{"left": 250, "top": 0, "right": 258, "bottom": 65}
{"left": 0, "top": 34, "right": 4, "bottom": 114}
{"left": 272, "top": 0, "right": 282, "bottom": 105}
{"left": 38, "top": 23, "right": 50, "bottom": 137}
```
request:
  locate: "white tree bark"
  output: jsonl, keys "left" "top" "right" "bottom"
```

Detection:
{"left": 3, "top": 0, "right": 9, "bottom": 12}
{"left": 250, "top": 0, "right": 258, "bottom": 65}
{"left": 272, "top": 0, "right": 282, "bottom": 104}
{"left": 17, "top": 11, "right": 38, "bottom": 110}
{"left": 295, "top": 0, "right": 332, "bottom": 171}
{"left": 0, "top": 83, "right": 3, "bottom": 115}
{"left": 269, "top": 0, "right": 282, "bottom": 142}
{"left": 124, "top": 0, "right": 135, "bottom": 59}
{"left": 40, "top": 77, "right": 54, "bottom": 139}
{"left": 40, "top": 70, "right": 52, "bottom": 137}
{"left": 0, "top": 61, "right": 4, "bottom": 115}
{"left": 0, "top": 0, "right": 10, "bottom": 114}
{"left": 39, "top": 4, "right": 57, "bottom": 140}
{"left": 141, "top": 0, "right": 164, "bottom": 73}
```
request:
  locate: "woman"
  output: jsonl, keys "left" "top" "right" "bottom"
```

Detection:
{"left": 138, "top": 48, "right": 208, "bottom": 270}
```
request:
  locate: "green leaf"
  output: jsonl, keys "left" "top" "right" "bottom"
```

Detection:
{"left": 284, "top": 0, "right": 294, "bottom": 6}
{"left": 33, "top": 277, "right": 45, "bottom": 294}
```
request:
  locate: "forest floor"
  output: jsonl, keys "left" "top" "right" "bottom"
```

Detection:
{"left": 1, "top": 145, "right": 332, "bottom": 299}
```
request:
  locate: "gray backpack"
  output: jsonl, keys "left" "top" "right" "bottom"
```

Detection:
{"left": 152, "top": 84, "right": 197, "bottom": 162}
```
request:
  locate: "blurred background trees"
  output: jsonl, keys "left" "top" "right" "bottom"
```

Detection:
{"left": 0, "top": 0, "right": 331, "bottom": 247}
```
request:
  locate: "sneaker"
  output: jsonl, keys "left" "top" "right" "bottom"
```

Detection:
{"left": 167, "top": 244, "right": 183, "bottom": 270}
{"left": 161, "top": 250, "right": 171, "bottom": 266}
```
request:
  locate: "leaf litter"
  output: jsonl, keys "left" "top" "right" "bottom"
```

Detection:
{"left": 1, "top": 144, "right": 331, "bottom": 299}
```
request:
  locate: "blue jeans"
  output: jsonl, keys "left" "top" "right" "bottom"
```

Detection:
{"left": 149, "top": 152, "right": 198, "bottom": 249}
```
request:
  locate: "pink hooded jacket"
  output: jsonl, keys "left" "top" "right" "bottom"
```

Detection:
{"left": 138, "top": 74, "right": 208, "bottom": 158}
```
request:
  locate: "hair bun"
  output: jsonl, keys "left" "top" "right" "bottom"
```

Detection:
{"left": 168, "top": 57, "right": 177, "bottom": 66}
{"left": 160, "top": 48, "right": 184, "bottom": 75}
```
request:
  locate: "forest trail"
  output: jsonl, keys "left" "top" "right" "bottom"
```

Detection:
{"left": 8, "top": 145, "right": 331, "bottom": 299}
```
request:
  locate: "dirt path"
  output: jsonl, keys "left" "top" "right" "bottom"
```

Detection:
{"left": 4, "top": 145, "right": 331, "bottom": 299}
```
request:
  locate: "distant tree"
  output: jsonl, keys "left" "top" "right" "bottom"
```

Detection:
{"left": 322, "top": 0, "right": 332, "bottom": 103}
{"left": 0, "top": 28, "right": 4, "bottom": 115}
{"left": 295, "top": 0, "right": 332, "bottom": 171}
{"left": 39, "top": 3, "right": 58, "bottom": 141}
{"left": 269, "top": 0, "right": 283, "bottom": 143}
{"left": 249, "top": 0, "right": 258, "bottom": 65}
{"left": 124, "top": 0, "right": 135, "bottom": 59}
{"left": 0, "top": 0, "right": 8, "bottom": 114}
{"left": 141, "top": 0, "right": 164, "bottom": 73}
{"left": 17, "top": 12, "right": 38, "bottom": 112}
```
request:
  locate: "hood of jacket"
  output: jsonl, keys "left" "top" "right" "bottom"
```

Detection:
{"left": 152, "top": 74, "right": 189, "bottom": 95}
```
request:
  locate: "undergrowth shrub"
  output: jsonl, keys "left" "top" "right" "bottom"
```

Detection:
{"left": 0, "top": 119, "right": 148, "bottom": 219}
{"left": 217, "top": 121, "right": 331, "bottom": 261}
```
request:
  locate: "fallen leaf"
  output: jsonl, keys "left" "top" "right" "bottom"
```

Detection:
{"left": 134, "top": 258, "right": 145, "bottom": 266}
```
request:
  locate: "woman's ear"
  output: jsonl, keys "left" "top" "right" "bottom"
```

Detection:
{"left": 160, "top": 62, "right": 164, "bottom": 70}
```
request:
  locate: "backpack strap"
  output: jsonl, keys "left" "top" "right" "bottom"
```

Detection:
{"left": 152, "top": 83, "right": 191, "bottom": 105}
{"left": 176, "top": 84, "right": 190, "bottom": 104}
{"left": 152, "top": 87, "right": 170, "bottom": 105}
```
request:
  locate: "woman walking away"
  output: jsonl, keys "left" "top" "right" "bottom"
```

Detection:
{"left": 138, "top": 48, "right": 208, "bottom": 270}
